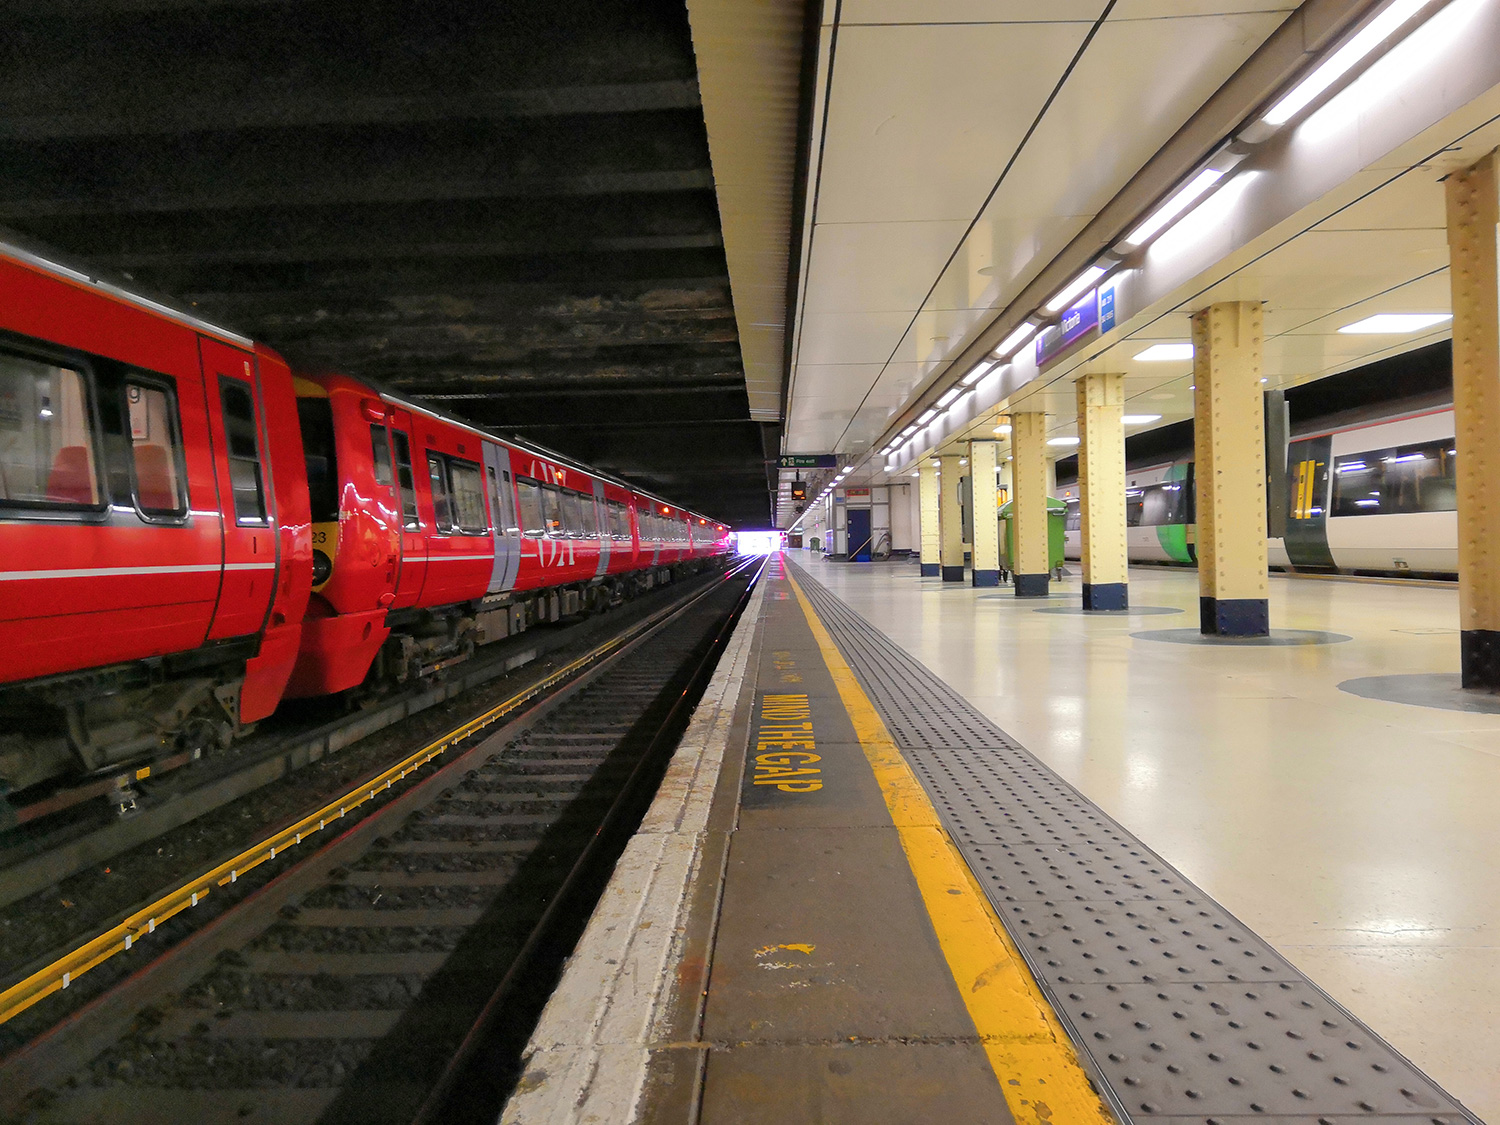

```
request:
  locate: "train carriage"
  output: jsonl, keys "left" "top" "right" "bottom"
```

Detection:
{"left": 0, "top": 241, "right": 731, "bottom": 808}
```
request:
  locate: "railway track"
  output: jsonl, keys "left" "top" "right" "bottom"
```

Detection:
{"left": 0, "top": 557, "right": 761, "bottom": 1125}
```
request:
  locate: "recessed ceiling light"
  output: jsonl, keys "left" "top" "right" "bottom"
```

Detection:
{"left": 993, "top": 424, "right": 1012, "bottom": 435}
{"left": 1134, "top": 342, "right": 1194, "bottom": 362}
{"left": 959, "top": 458, "right": 968, "bottom": 466}
{"left": 1122, "top": 414, "right": 1162, "bottom": 425}
{"left": 1047, "top": 437, "right": 1080, "bottom": 447}
{"left": 1338, "top": 313, "right": 1451, "bottom": 334}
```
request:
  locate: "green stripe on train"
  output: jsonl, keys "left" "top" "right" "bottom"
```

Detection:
{"left": 1155, "top": 462, "right": 1194, "bottom": 563}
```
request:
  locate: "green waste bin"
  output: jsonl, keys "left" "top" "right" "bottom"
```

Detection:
{"left": 998, "top": 496, "right": 1067, "bottom": 577}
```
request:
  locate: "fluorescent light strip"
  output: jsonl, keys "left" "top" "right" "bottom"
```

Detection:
{"left": 1046, "top": 436, "right": 1080, "bottom": 447}
{"left": 1134, "top": 342, "right": 1194, "bottom": 361}
{"left": 961, "top": 360, "right": 996, "bottom": 387}
{"left": 1045, "top": 265, "right": 1107, "bottom": 313}
{"left": 917, "top": 408, "right": 938, "bottom": 424}
{"left": 1122, "top": 414, "right": 1161, "bottom": 425}
{"left": 1122, "top": 168, "right": 1225, "bottom": 248}
{"left": 1262, "top": 0, "right": 1438, "bottom": 126}
{"left": 1338, "top": 312, "right": 1451, "bottom": 334}
{"left": 936, "top": 387, "right": 961, "bottom": 407}
{"left": 994, "top": 322, "right": 1037, "bottom": 357}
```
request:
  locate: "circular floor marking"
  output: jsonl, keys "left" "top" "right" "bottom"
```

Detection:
{"left": 978, "top": 593, "right": 1070, "bottom": 602}
{"left": 1035, "top": 605, "right": 1182, "bottom": 616}
{"left": 1131, "top": 627, "right": 1352, "bottom": 646}
{"left": 1338, "top": 672, "right": 1500, "bottom": 713}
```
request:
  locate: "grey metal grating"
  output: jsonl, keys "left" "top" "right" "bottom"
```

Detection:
{"left": 786, "top": 560, "right": 1479, "bottom": 1125}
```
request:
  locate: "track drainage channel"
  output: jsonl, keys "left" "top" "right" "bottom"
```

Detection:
{"left": 0, "top": 566, "right": 757, "bottom": 1125}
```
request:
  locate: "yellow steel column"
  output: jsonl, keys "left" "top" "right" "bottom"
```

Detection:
{"left": 939, "top": 454, "right": 966, "bottom": 581}
{"left": 1011, "top": 412, "right": 1050, "bottom": 597}
{"left": 1446, "top": 152, "right": 1500, "bottom": 689}
{"left": 968, "top": 440, "right": 1001, "bottom": 587}
{"left": 918, "top": 460, "right": 941, "bottom": 577}
{"left": 1191, "top": 301, "right": 1268, "bottom": 635}
{"left": 1076, "top": 372, "right": 1128, "bottom": 611}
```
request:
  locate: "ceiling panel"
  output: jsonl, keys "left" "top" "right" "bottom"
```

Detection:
{"left": 816, "top": 22, "right": 1093, "bottom": 225}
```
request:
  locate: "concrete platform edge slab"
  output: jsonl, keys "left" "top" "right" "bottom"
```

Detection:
{"left": 500, "top": 575, "right": 767, "bottom": 1125}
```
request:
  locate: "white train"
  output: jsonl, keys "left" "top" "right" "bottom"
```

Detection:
{"left": 1061, "top": 405, "right": 1458, "bottom": 577}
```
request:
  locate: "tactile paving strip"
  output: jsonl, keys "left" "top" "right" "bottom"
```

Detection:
{"left": 785, "top": 561, "right": 1479, "bottom": 1125}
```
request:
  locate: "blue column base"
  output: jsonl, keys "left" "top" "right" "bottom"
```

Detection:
{"left": 1461, "top": 629, "right": 1500, "bottom": 689}
{"left": 941, "top": 565, "right": 965, "bottom": 582}
{"left": 1014, "top": 573, "right": 1050, "bottom": 598}
{"left": 971, "top": 569, "right": 1000, "bottom": 588}
{"left": 920, "top": 562, "right": 940, "bottom": 577}
{"left": 1200, "top": 597, "right": 1269, "bottom": 636}
{"left": 1082, "top": 582, "right": 1128, "bottom": 611}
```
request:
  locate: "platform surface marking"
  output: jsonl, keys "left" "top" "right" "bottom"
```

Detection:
{"left": 784, "top": 565, "right": 1113, "bottom": 1125}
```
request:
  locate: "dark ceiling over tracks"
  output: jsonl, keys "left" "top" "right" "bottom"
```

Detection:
{"left": 0, "top": 0, "right": 777, "bottom": 527}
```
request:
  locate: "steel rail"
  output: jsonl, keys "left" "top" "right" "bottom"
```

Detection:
{"left": 410, "top": 554, "right": 766, "bottom": 1124}
{"left": 0, "top": 558, "right": 754, "bottom": 1029}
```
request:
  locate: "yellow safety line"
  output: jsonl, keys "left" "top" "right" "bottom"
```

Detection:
{"left": 785, "top": 567, "right": 1114, "bottom": 1125}
{"left": 0, "top": 627, "right": 638, "bottom": 1029}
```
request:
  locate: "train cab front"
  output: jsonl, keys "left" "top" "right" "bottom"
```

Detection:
{"left": 285, "top": 375, "right": 403, "bottom": 697}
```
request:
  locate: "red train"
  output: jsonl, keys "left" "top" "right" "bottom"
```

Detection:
{"left": 0, "top": 239, "right": 732, "bottom": 805}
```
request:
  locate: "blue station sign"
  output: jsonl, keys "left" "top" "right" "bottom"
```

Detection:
{"left": 1036, "top": 289, "right": 1098, "bottom": 368}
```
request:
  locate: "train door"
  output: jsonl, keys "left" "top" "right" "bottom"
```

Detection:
{"left": 484, "top": 443, "right": 521, "bottom": 591}
{"left": 387, "top": 410, "right": 428, "bottom": 607}
{"left": 591, "top": 481, "right": 610, "bottom": 577}
{"left": 199, "top": 338, "right": 277, "bottom": 640}
{"left": 1283, "top": 435, "right": 1336, "bottom": 569}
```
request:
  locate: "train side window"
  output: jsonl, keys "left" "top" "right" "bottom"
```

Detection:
{"left": 297, "top": 397, "right": 339, "bottom": 523}
{"left": 427, "top": 454, "right": 453, "bottom": 531}
{"left": 124, "top": 381, "right": 186, "bottom": 517}
{"left": 370, "top": 424, "right": 394, "bottom": 486}
{"left": 517, "top": 477, "right": 545, "bottom": 537}
{"left": 542, "top": 486, "right": 564, "bottom": 537}
{"left": 219, "top": 378, "right": 267, "bottom": 525}
{"left": 560, "top": 489, "right": 585, "bottom": 538}
{"left": 391, "top": 430, "right": 420, "bottom": 528}
{"left": 0, "top": 351, "right": 103, "bottom": 511}
{"left": 448, "top": 458, "right": 488, "bottom": 533}
{"left": 1333, "top": 441, "right": 1458, "bottom": 516}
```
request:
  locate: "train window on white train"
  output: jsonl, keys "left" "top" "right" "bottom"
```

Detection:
{"left": 391, "top": 430, "right": 420, "bottom": 529}
{"left": 517, "top": 477, "right": 545, "bottom": 537}
{"left": 219, "top": 378, "right": 267, "bottom": 525}
{"left": 448, "top": 458, "right": 488, "bottom": 534}
{"left": 125, "top": 382, "right": 185, "bottom": 517}
{"left": 1332, "top": 441, "right": 1457, "bottom": 517}
{"left": 427, "top": 454, "right": 453, "bottom": 531}
{"left": 0, "top": 352, "right": 103, "bottom": 511}
{"left": 370, "top": 424, "right": 394, "bottom": 487}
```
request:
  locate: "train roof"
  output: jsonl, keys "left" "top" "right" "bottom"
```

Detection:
{"left": 0, "top": 227, "right": 253, "bottom": 350}
{"left": 374, "top": 385, "right": 728, "bottom": 529}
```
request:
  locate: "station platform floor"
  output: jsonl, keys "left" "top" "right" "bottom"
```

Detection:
{"left": 501, "top": 554, "right": 1496, "bottom": 1125}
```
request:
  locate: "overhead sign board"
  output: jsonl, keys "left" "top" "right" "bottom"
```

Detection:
{"left": 779, "top": 454, "right": 838, "bottom": 469}
{"left": 1036, "top": 289, "right": 1098, "bottom": 369}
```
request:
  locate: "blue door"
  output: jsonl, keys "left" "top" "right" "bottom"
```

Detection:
{"left": 847, "top": 508, "right": 872, "bottom": 562}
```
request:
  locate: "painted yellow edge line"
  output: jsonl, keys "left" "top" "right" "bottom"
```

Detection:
{"left": 785, "top": 567, "right": 1114, "bottom": 1125}
{"left": 0, "top": 626, "right": 637, "bottom": 1029}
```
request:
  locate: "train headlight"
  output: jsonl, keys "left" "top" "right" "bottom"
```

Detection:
{"left": 312, "top": 549, "right": 333, "bottom": 586}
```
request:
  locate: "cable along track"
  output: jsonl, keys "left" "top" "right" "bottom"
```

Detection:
{"left": 0, "top": 561, "right": 759, "bottom": 1125}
